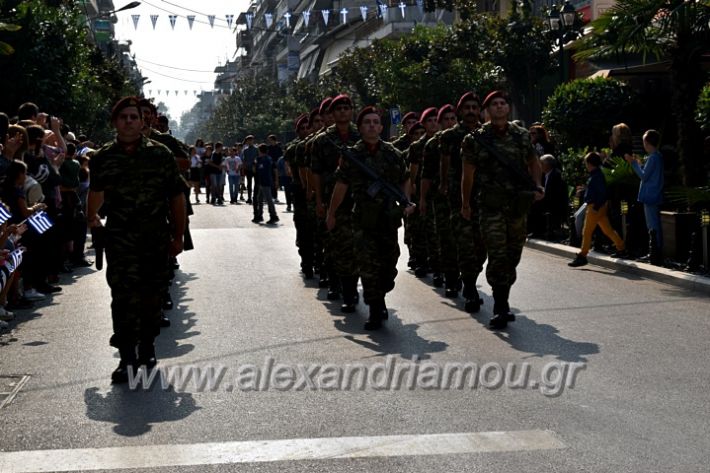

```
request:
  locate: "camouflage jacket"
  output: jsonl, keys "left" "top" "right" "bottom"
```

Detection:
{"left": 90, "top": 136, "right": 188, "bottom": 231}
{"left": 461, "top": 122, "right": 536, "bottom": 205}
{"left": 439, "top": 122, "right": 479, "bottom": 207}
{"left": 335, "top": 140, "right": 407, "bottom": 226}
{"left": 310, "top": 123, "right": 360, "bottom": 196}
{"left": 148, "top": 129, "right": 189, "bottom": 159}
{"left": 421, "top": 130, "right": 444, "bottom": 184}
{"left": 391, "top": 134, "right": 411, "bottom": 152}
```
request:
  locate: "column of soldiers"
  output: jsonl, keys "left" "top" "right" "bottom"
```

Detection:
{"left": 284, "top": 90, "right": 543, "bottom": 332}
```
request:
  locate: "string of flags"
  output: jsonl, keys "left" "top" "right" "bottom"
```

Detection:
{"left": 127, "top": 0, "right": 430, "bottom": 31}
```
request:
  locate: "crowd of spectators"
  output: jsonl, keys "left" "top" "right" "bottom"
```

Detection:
{"left": 186, "top": 134, "right": 291, "bottom": 220}
{"left": 0, "top": 103, "right": 93, "bottom": 331}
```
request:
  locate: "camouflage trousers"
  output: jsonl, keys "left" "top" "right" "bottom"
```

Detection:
{"left": 433, "top": 195, "right": 456, "bottom": 276}
{"left": 423, "top": 201, "right": 441, "bottom": 273}
{"left": 355, "top": 227, "right": 399, "bottom": 305}
{"left": 292, "top": 186, "right": 315, "bottom": 270}
{"left": 479, "top": 209, "right": 527, "bottom": 289}
{"left": 105, "top": 230, "right": 169, "bottom": 347}
{"left": 452, "top": 208, "right": 487, "bottom": 297}
{"left": 326, "top": 208, "right": 358, "bottom": 278}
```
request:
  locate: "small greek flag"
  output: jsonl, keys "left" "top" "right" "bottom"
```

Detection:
{"left": 28, "top": 211, "right": 53, "bottom": 234}
{"left": 5, "top": 248, "right": 24, "bottom": 273}
{"left": 0, "top": 206, "right": 11, "bottom": 225}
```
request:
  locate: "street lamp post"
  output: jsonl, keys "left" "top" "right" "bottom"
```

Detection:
{"left": 547, "top": 1, "right": 577, "bottom": 85}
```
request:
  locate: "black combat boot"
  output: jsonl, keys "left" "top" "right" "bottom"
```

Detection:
{"left": 163, "top": 292, "right": 173, "bottom": 311}
{"left": 444, "top": 273, "right": 460, "bottom": 298}
{"left": 462, "top": 278, "right": 484, "bottom": 314}
{"left": 649, "top": 230, "right": 662, "bottom": 266}
{"left": 490, "top": 285, "right": 515, "bottom": 329}
{"left": 364, "top": 300, "right": 385, "bottom": 330}
{"left": 327, "top": 276, "right": 341, "bottom": 300}
{"left": 340, "top": 276, "right": 357, "bottom": 313}
{"left": 318, "top": 270, "right": 330, "bottom": 288}
{"left": 137, "top": 338, "right": 158, "bottom": 371}
{"left": 432, "top": 273, "right": 444, "bottom": 288}
{"left": 112, "top": 344, "right": 138, "bottom": 384}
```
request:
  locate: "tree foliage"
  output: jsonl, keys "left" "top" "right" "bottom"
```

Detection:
{"left": 542, "top": 77, "right": 636, "bottom": 150}
{"left": 0, "top": 0, "right": 140, "bottom": 141}
{"left": 696, "top": 83, "right": 710, "bottom": 133}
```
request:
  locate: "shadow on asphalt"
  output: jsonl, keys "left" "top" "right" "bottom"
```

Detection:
{"left": 322, "top": 287, "right": 449, "bottom": 361}
{"left": 156, "top": 270, "right": 199, "bottom": 361}
{"left": 84, "top": 384, "right": 199, "bottom": 436}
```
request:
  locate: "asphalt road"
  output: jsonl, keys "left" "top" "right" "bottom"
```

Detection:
{"left": 1, "top": 198, "right": 708, "bottom": 472}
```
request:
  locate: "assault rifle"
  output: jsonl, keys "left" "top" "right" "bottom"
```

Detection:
{"left": 472, "top": 131, "right": 540, "bottom": 192}
{"left": 323, "top": 135, "right": 414, "bottom": 209}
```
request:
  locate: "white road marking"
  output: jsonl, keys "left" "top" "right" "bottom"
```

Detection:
{"left": 0, "top": 430, "right": 564, "bottom": 472}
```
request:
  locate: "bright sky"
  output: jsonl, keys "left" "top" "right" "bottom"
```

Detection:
{"left": 114, "top": 0, "right": 250, "bottom": 121}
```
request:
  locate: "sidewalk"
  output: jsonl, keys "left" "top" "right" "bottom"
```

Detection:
{"left": 526, "top": 238, "right": 710, "bottom": 293}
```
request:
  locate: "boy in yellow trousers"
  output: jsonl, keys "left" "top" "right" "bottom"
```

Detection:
{"left": 569, "top": 152, "right": 627, "bottom": 267}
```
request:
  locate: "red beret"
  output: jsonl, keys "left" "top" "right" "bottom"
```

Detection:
{"left": 402, "top": 111, "right": 419, "bottom": 123}
{"left": 111, "top": 96, "right": 142, "bottom": 121}
{"left": 456, "top": 92, "right": 480, "bottom": 113}
{"left": 319, "top": 97, "right": 333, "bottom": 116}
{"left": 482, "top": 90, "right": 510, "bottom": 109}
{"left": 437, "top": 104, "right": 454, "bottom": 123}
{"left": 356, "top": 106, "right": 381, "bottom": 127}
{"left": 295, "top": 114, "right": 309, "bottom": 130}
{"left": 420, "top": 107, "right": 438, "bottom": 123}
{"left": 328, "top": 94, "right": 352, "bottom": 112}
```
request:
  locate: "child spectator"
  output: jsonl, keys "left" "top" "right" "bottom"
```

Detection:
{"left": 569, "top": 152, "right": 627, "bottom": 267}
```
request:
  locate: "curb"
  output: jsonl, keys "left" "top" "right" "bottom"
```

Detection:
{"left": 525, "top": 238, "right": 710, "bottom": 294}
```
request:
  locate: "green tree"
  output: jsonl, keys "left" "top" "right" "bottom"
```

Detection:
{"left": 542, "top": 77, "right": 636, "bottom": 149}
{"left": 574, "top": 0, "right": 710, "bottom": 186}
{"left": 0, "top": 0, "right": 139, "bottom": 141}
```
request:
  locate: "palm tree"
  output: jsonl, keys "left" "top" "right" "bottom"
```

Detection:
{"left": 574, "top": 0, "right": 710, "bottom": 187}
{"left": 0, "top": 21, "right": 21, "bottom": 55}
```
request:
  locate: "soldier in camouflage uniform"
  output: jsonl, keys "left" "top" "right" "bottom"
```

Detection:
{"left": 391, "top": 111, "right": 420, "bottom": 152}
{"left": 397, "top": 121, "right": 426, "bottom": 268}
{"left": 284, "top": 114, "right": 313, "bottom": 278}
{"left": 311, "top": 95, "right": 361, "bottom": 312}
{"left": 328, "top": 107, "right": 413, "bottom": 330}
{"left": 460, "top": 91, "right": 543, "bottom": 329}
{"left": 420, "top": 104, "right": 458, "bottom": 295}
{"left": 438, "top": 92, "right": 486, "bottom": 312}
{"left": 408, "top": 107, "right": 441, "bottom": 284}
{"left": 297, "top": 101, "right": 331, "bottom": 287}
{"left": 88, "top": 97, "right": 188, "bottom": 383}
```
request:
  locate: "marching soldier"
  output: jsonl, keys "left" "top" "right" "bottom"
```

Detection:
{"left": 297, "top": 100, "right": 331, "bottom": 286}
{"left": 460, "top": 91, "right": 543, "bottom": 329}
{"left": 327, "top": 106, "right": 413, "bottom": 329}
{"left": 420, "top": 104, "right": 458, "bottom": 296}
{"left": 391, "top": 111, "right": 420, "bottom": 152}
{"left": 311, "top": 95, "right": 361, "bottom": 312}
{"left": 87, "top": 97, "right": 187, "bottom": 383}
{"left": 408, "top": 107, "right": 441, "bottom": 284}
{"left": 284, "top": 114, "right": 313, "bottom": 278}
{"left": 439, "top": 92, "right": 487, "bottom": 312}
